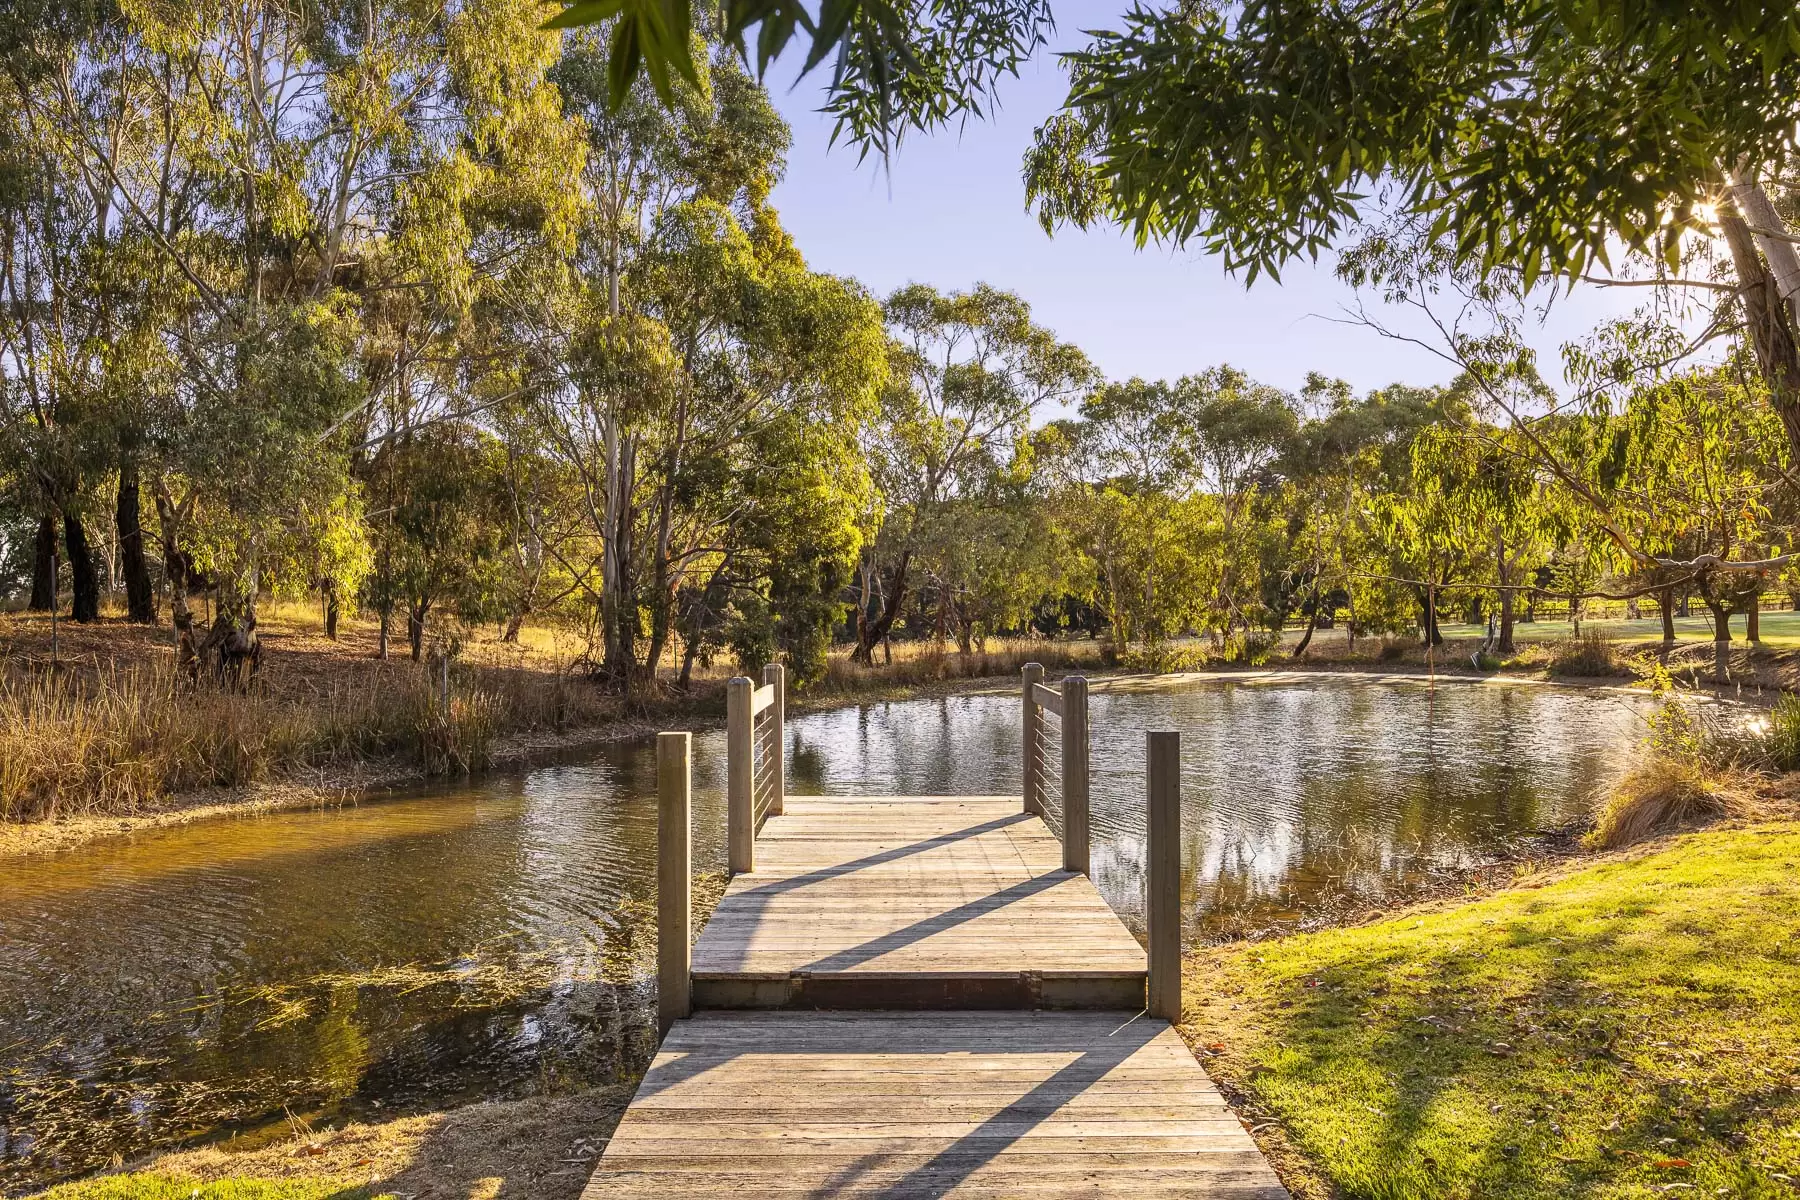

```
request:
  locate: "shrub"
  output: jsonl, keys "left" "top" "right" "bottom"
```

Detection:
{"left": 1377, "top": 638, "right": 1410, "bottom": 662}
{"left": 1220, "top": 631, "right": 1279, "bottom": 666}
{"left": 1117, "top": 642, "right": 1210, "bottom": 673}
{"left": 1762, "top": 693, "right": 1800, "bottom": 772}
{"left": 1547, "top": 629, "right": 1622, "bottom": 677}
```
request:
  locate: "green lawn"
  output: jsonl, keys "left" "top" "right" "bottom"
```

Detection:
{"left": 1187, "top": 823, "right": 1800, "bottom": 1199}
{"left": 1437, "top": 610, "right": 1800, "bottom": 649}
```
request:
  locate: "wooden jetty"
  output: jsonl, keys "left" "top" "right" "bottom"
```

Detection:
{"left": 584, "top": 665, "right": 1287, "bottom": 1199}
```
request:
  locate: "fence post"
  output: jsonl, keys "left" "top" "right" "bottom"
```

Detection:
{"left": 762, "top": 662, "right": 785, "bottom": 816}
{"left": 657, "top": 731, "right": 691, "bottom": 1036}
{"left": 727, "top": 676, "right": 754, "bottom": 874}
{"left": 1022, "top": 662, "right": 1044, "bottom": 816}
{"left": 1061, "top": 675, "right": 1089, "bottom": 874}
{"left": 1146, "top": 730, "right": 1182, "bottom": 1021}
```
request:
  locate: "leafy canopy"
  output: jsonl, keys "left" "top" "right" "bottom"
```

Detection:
{"left": 541, "top": 0, "right": 1052, "bottom": 158}
{"left": 1025, "top": 1, "right": 1800, "bottom": 286}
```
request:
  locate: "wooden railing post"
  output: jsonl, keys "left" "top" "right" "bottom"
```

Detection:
{"left": 762, "top": 662, "right": 785, "bottom": 816}
{"left": 1022, "top": 662, "right": 1044, "bottom": 816}
{"left": 1061, "top": 675, "right": 1089, "bottom": 874}
{"left": 657, "top": 731, "right": 691, "bottom": 1035}
{"left": 1146, "top": 730, "right": 1182, "bottom": 1021}
{"left": 727, "top": 676, "right": 754, "bottom": 873}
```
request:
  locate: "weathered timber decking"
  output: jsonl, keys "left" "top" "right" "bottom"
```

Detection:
{"left": 582, "top": 1010, "right": 1288, "bottom": 1198}
{"left": 588, "top": 693, "right": 1290, "bottom": 1200}
{"left": 690, "top": 796, "right": 1147, "bottom": 1009}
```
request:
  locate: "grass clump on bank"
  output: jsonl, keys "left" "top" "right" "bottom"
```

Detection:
{"left": 1186, "top": 823, "right": 1800, "bottom": 1200}
{"left": 1546, "top": 628, "right": 1626, "bottom": 677}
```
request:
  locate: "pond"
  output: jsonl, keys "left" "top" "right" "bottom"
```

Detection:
{"left": 0, "top": 674, "right": 1648, "bottom": 1193}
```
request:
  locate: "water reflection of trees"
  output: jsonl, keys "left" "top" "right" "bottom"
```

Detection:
{"left": 0, "top": 679, "right": 1644, "bottom": 1192}
{"left": 0, "top": 769, "right": 671, "bottom": 1192}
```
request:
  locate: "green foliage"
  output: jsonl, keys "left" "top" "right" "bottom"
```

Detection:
{"left": 1031, "top": 1, "right": 1800, "bottom": 286}
{"left": 542, "top": 0, "right": 1053, "bottom": 161}
{"left": 1763, "top": 694, "right": 1800, "bottom": 774}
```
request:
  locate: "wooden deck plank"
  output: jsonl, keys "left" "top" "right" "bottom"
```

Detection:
{"left": 691, "top": 796, "right": 1146, "bottom": 998}
{"left": 583, "top": 1011, "right": 1285, "bottom": 1198}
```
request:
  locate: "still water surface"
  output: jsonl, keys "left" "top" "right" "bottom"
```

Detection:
{"left": 0, "top": 676, "right": 1647, "bottom": 1192}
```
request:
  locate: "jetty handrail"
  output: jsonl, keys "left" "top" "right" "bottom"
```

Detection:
{"left": 657, "top": 731, "right": 691, "bottom": 1035}
{"left": 1022, "top": 662, "right": 1091, "bottom": 874}
{"left": 727, "top": 663, "right": 785, "bottom": 873}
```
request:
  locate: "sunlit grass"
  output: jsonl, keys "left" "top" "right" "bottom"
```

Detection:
{"left": 1187, "top": 823, "right": 1800, "bottom": 1199}
{"left": 27, "top": 1089, "right": 629, "bottom": 1200}
{"left": 36, "top": 1178, "right": 372, "bottom": 1200}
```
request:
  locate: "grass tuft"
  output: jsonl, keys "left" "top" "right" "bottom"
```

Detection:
{"left": 1546, "top": 628, "right": 1624, "bottom": 677}
{"left": 1584, "top": 755, "right": 1758, "bottom": 849}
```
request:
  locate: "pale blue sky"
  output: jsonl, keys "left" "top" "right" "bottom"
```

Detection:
{"left": 764, "top": 11, "right": 1644, "bottom": 404}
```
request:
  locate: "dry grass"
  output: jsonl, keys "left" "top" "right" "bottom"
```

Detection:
{"left": 1584, "top": 754, "right": 1760, "bottom": 849}
{"left": 1546, "top": 628, "right": 1628, "bottom": 678}
{"left": 0, "top": 607, "right": 615, "bottom": 822}
{"left": 35, "top": 1087, "right": 634, "bottom": 1200}
{"left": 1, "top": 606, "right": 1110, "bottom": 824}
{"left": 814, "top": 636, "right": 1108, "bottom": 696}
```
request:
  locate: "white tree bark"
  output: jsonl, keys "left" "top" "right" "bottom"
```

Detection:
{"left": 1729, "top": 163, "right": 1800, "bottom": 312}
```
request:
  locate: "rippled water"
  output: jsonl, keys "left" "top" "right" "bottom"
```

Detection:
{"left": 0, "top": 675, "right": 1646, "bottom": 1193}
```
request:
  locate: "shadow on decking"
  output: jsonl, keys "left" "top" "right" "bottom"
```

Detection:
{"left": 796, "top": 871, "right": 1068, "bottom": 973}
{"left": 695, "top": 811, "right": 1044, "bottom": 975}
{"left": 732, "top": 812, "right": 1032, "bottom": 899}
{"left": 624, "top": 1016, "right": 1165, "bottom": 1197}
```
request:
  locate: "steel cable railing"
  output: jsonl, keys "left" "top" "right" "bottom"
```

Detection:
{"left": 1022, "top": 665, "right": 1090, "bottom": 874}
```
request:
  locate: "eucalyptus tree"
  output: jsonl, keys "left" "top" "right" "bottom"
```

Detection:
{"left": 852, "top": 282, "right": 1094, "bottom": 662}
{"left": 1, "top": 0, "right": 586, "bottom": 669}
{"left": 0, "top": 55, "right": 116, "bottom": 622}
{"left": 1022, "top": 2, "right": 1800, "bottom": 479}
{"left": 1057, "top": 377, "right": 1207, "bottom": 647}
{"left": 521, "top": 42, "right": 885, "bottom": 688}
{"left": 1187, "top": 366, "right": 1297, "bottom": 635}
{"left": 1607, "top": 362, "right": 1787, "bottom": 676}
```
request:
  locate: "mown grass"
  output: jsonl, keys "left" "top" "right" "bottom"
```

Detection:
{"left": 1187, "top": 823, "right": 1800, "bottom": 1199}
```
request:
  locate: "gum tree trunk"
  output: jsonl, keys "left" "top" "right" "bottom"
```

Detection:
{"left": 29, "top": 515, "right": 55, "bottom": 611}
{"left": 117, "top": 466, "right": 157, "bottom": 623}
{"left": 64, "top": 511, "right": 99, "bottom": 623}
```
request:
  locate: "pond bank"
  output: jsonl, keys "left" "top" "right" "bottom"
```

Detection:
{"left": 38, "top": 812, "right": 1798, "bottom": 1200}
{"left": 2, "top": 654, "right": 1656, "bottom": 861}
{"left": 31, "top": 1086, "right": 635, "bottom": 1200}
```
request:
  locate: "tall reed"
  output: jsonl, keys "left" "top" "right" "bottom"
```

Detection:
{"left": 0, "top": 660, "right": 602, "bottom": 822}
